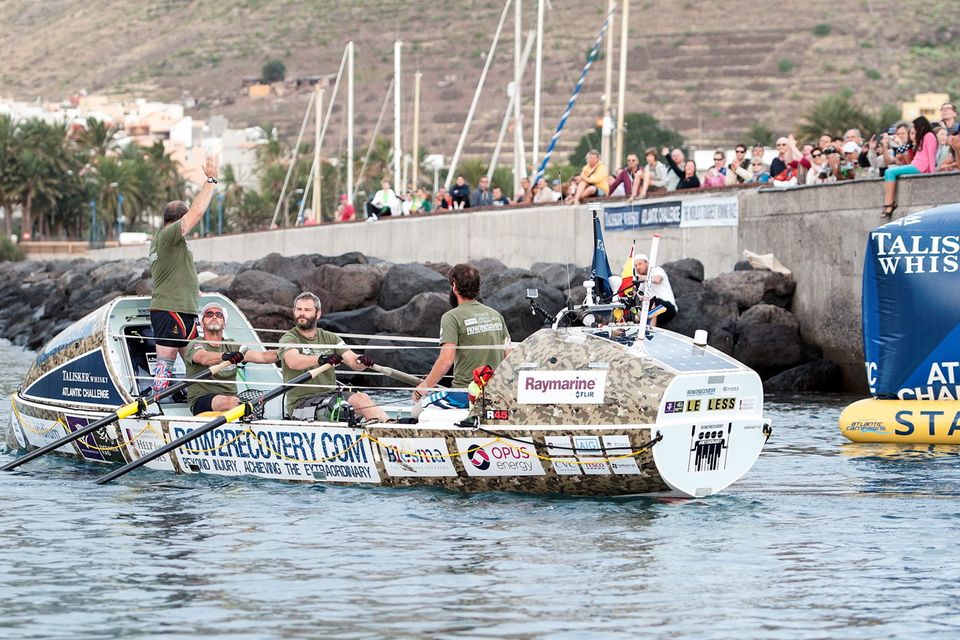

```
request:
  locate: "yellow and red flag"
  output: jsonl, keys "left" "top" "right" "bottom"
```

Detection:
{"left": 617, "top": 241, "right": 635, "bottom": 297}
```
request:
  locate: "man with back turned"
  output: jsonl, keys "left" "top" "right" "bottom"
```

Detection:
{"left": 149, "top": 156, "right": 219, "bottom": 393}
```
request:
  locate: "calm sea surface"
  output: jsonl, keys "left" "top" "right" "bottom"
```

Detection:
{"left": 1, "top": 340, "right": 959, "bottom": 639}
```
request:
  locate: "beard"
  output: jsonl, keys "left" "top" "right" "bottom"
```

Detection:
{"left": 449, "top": 289, "right": 459, "bottom": 309}
{"left": 203, "top": 320, "right": 223, "bottom": 334}
{"left": 296, "top": 314, "right": 318, "bottom": 330}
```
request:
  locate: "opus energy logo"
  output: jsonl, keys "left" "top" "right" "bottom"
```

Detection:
{"left": 466, "top": 444, "right": 491, "bottom": 471}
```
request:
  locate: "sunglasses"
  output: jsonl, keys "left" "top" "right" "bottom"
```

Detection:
{"left": 735, "top": 149, "right": 746, "bottom": 153}
{"left": 714, "top": 157, "right": 724, "bottom": 161}
{"left": 203, "top": 310, "right": 224, "bottom": 318}
{"left": 811, "top": 152, "right": 822, "bottom": 157}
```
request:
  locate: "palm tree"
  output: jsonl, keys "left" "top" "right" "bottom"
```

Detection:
{"left": 797, "top": 90, "right": 901, "bottom": 141}
{"left": 0, "top": 115, "right": 18, "bottom": 237}
{"left": 92, "top": 156, "right": 144, "bottom": 239}
{"left": 76, "top": 117, "right": 120, "bottom": 158}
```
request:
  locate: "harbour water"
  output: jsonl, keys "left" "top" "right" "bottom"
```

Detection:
{"left": 1, "top": 340, "right": 959, "bottom": 639}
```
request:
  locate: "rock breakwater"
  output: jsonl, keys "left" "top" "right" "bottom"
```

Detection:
{"left": 0, "top": 252, "right": 839, "bottom": 390}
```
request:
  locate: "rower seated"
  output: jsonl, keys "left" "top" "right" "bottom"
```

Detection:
{"left": 279, "top": 292, "right": 388, "bottom": 423}
{"left": 185, "top": 302, "right": 278, "bottom": 415}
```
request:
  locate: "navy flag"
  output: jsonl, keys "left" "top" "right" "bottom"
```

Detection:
{"left": 591, "top": 210, "right": 613, "bottom": 300}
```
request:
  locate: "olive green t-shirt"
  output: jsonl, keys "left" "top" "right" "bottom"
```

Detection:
{"left": 277, "top": 327, "right": 349, "bottom": 413}
{"left": 184, "top": 339, "right": 241, "bottom": 410}
{"left": 150, "top": 222, "right": 199, "bottom": 314}
{"left": 440, "top": 300, "right": 510, "bottom": 388}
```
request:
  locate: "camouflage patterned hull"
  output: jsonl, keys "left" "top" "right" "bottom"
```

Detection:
{"left": 5, "top": 295, "right": 771, "bottom": 497}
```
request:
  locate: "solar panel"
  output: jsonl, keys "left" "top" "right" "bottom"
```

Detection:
{"left": 639, "top": 330, "right": 742, "bottom": 373}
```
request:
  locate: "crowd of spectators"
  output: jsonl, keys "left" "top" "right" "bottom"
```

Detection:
{"left": 349, "top": 102, "right": 959, "bottom": 222}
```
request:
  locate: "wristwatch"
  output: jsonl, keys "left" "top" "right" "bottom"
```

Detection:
{"left": 207, "top": 176, "right": 218, "bottom": 184}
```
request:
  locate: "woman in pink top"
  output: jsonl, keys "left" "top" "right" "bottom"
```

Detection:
{"left": 883, "top": 116, "right": 936, "bottom": 217}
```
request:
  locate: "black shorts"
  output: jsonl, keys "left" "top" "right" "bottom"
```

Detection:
{"left": 150, "top": 310, "right": 198, "bottom": 348}
{"left": 191, "top": 393, "right": 219, "bottom": 415}
{"left": 651, "top": 298, "right": 677, "bottom": 325}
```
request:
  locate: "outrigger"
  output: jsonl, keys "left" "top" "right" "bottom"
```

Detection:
{"left": 4, "top": 235, "right": 772, "bottom": 497}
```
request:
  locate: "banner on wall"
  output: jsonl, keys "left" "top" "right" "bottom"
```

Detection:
{"left": 603, "top": 195, "right": 738, "bottom": 231}
{"left": 604, "top": 200, "right": 682, "bottom": 231}
{"left": 679, "top": 196, "right": 739, "bottom": 228}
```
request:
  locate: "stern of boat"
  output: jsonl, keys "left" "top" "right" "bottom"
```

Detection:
{"left": 649, "top": 371, "right": 770, "bottom": 497}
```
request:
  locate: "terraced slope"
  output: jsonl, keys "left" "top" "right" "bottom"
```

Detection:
{"left": 0, "top": 0, "right": 954, "bottom": 162}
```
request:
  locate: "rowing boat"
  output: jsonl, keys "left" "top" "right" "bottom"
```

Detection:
{"left": 6, "top": 293, "right": 771, "bottom": 497}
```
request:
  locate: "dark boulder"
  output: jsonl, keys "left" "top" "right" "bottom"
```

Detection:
{"left": 662, "top": 258, "right": 706, "bottom": 298}
{"left": 764, "top": 360, "right": 843, "bottom": 392}
{"left": 662, "top": 258, "right": 704, "bottom": 283}
{"left": 295, "top": 264, "right": 383, "bottom": 311}
{"left": 471, "top": 257, "right": 508, "bottom": 279}
{"left": 379, "top": 263, "right": 449, "bottom": 310}
{"left": 228, "top": 270, "right": 300, "bottom": 307}
{"left": 733, "top": 304, "right": 804, "bottom": 375}
{"left": 196, "top": 260, "right": 245, "bottom": 276}
{"left": 313, "top": 252, "right": 368, "bottom": 267}
{"left": 480, "top": 268, "right": 545, "bottom": 300}
{"left": 199, "top": 274, "right": 236, "bottom": 295}
{"left": 424, "top": 261, "right": 453, "bottom": 278}
{"left": 668, "top": 289, "right": 740, "bottom": 354}
{"left": 705, "top": 270, "right": 795, "bottom": 310}
{"left": 733, "top": 260, "right": 755, "bottom": 271}
{"left": 250, "top": 253, "right": 317, "bottom": 283}
{"left": 485, "top": 282, "right": 565, "bottom": 342}
{"left": 318, "top": 306, "right": 385, "bottom": 339}
{"left": 531, "top": 262, "right": 591, "bottom": 294}
{"left": 376, "top": 292, "right": 449, "bottom": 338}
{"left": 233, "top": 299, "right": 294, "bottom": 342}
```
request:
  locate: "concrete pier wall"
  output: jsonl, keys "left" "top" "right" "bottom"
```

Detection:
{"left": 89, "top": 173, "right": 960, "bottom": 391}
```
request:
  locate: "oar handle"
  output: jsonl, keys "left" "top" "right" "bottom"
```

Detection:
{"left": 370, "top": 364, "right": 423, "bottom": 387}
{"left": 3, "top": 360, "right": 232, "bottom": 472}
{"left": 95, "top": 364, "right": 331, "bottom": 485}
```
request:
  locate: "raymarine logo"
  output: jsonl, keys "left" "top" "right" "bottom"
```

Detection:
{"left": 871, "top": 231, "right": 960, "bottom": 275}
{"left": 517, "top": 371, "right": 607, "bottom": 404}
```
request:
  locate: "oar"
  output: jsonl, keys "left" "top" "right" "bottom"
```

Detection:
{"left": 95, "top": 364, "right": 331, "bottom": 485}
{"left": 370, "top": 363, "right": 423, "bottom": 387}
{"left": 2, "top": 360, "right": 237, "bottom": 472}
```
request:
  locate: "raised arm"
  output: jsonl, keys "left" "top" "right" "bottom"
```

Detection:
{"left": 180, "top": 156, "right": 219, "bottom": 236}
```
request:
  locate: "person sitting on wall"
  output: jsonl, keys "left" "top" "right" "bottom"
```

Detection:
{"left": 571, "top": 149, "right": 610, "bottom": 205}
{"left": 366, "top": 179, "right": 399, "bottom": 220}
{"left": 882, "top": 116, "right": 937, "bottom": 217}
{"left": 609, "top": 154, "right": 642, "bottom": 197}
{"left": 449, "top": 175, "right": 471, "bottom": 210}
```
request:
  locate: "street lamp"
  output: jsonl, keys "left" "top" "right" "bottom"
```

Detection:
{"left": 88, "top": 200, "right": 98, "bottom": 248}
{"left": 108, "top": 182, "right": 122, "bottom": 241}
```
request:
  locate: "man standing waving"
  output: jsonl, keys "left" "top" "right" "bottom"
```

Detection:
{"left": 150, "top": 156, "right": 219, "bottom": 392}
{"left": 413, "top": 264, "right": 511, "bottom": 410}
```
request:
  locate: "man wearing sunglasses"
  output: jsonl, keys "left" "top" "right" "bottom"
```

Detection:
{"left": 184, "top": 301, "right": 279, "bottom": 415}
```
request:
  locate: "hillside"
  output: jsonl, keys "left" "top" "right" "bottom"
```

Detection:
{"left": 0, "top": 0, "right": 956, "bottom": 164}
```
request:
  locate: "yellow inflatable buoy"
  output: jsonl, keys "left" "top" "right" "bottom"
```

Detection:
{"left": 839, "top": 398, "right": 960, "bottom": 444}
